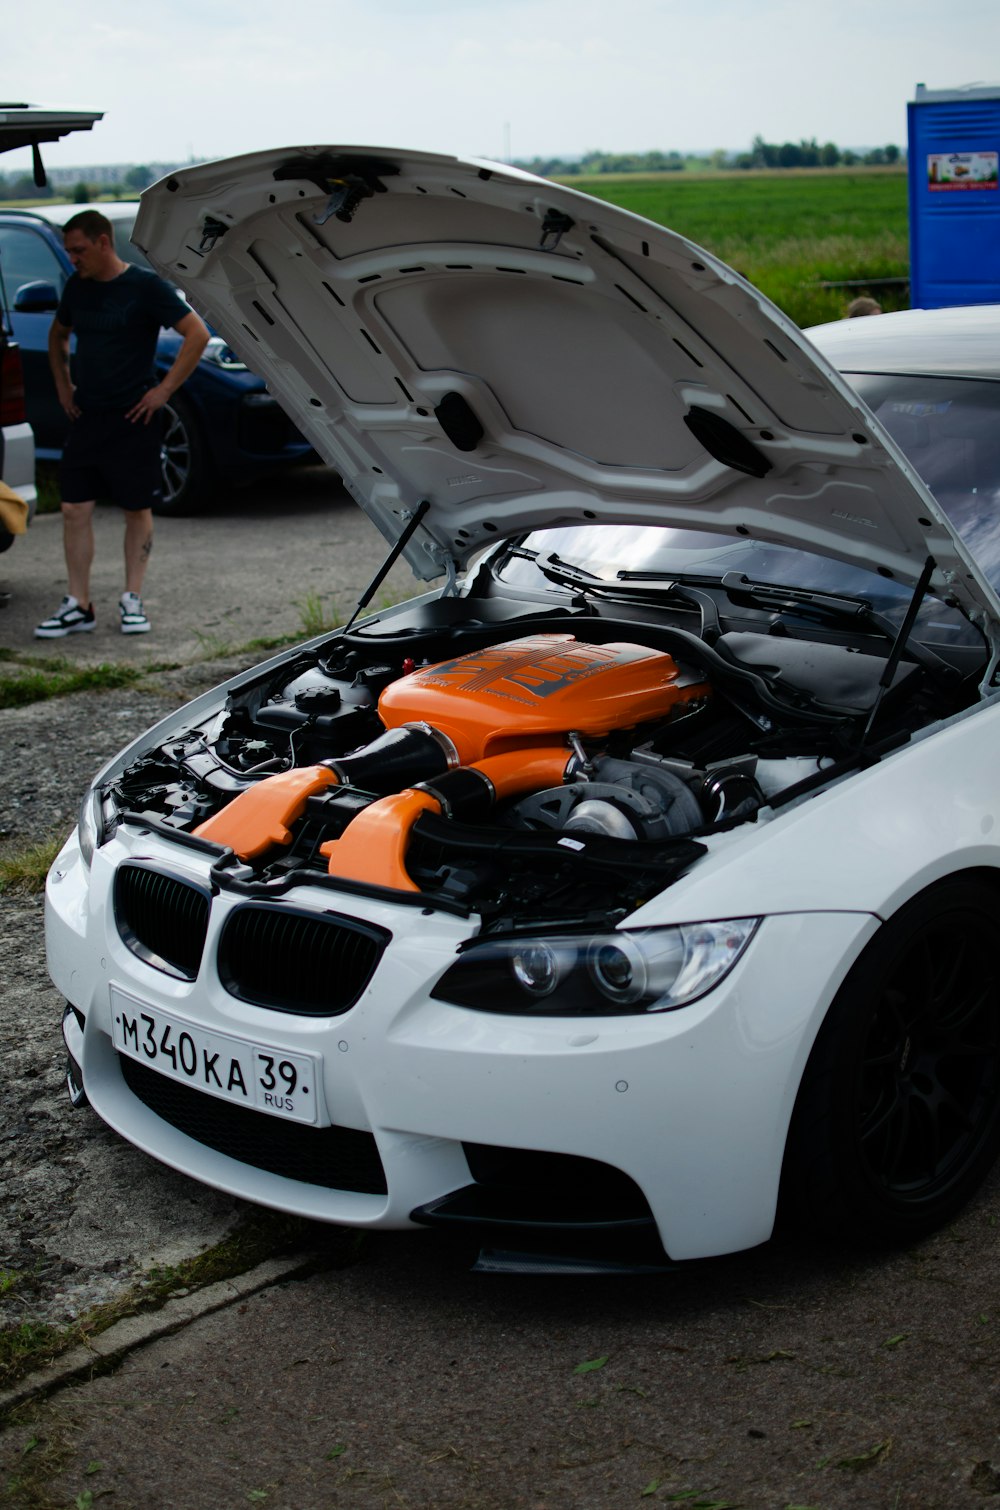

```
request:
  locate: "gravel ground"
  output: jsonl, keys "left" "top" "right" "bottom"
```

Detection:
{"left": 0, "top": 671, "right": 265, "bottom": 1333}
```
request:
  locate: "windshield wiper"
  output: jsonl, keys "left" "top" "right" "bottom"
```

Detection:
{"left": 719, "top": 571, "right": 875, "bottom": 619}
{"left": 540, "top": 555, "right": 887, "bottom": 635}
{"left": 533, "top": 554, "right": 956, "bottom": 681}
{"left": 536, "top": 552, "right": 733, "bottom": 603}
{"left": 534, "top": 553, "right": 620, "bottom": 598}
{"left": 616, "top": 567, "right": 875, "bottom": 621}
{"left": 710, "top": 570, "right": 956, "bottom": 683}
{"left": 616, "top": 562, "right": 947, "bottom": 648}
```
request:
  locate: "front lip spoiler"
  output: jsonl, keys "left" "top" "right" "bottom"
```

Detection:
{"left": 411, "top": 1184, "right": 677, "bottom": 1273}
{"left": 471, "top": 1247, "right": 679, "bottom": 1275}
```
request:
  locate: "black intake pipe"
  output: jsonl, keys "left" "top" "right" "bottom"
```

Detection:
{"left": 323, "top": 723, "right": 455, "bottom": 794}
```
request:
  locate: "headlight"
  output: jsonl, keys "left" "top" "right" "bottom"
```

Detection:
{"left": 432, "top": 919, "right": 759, "bottom": 1016}
{"left": 201, "top": 336, "right": 247, "bottom": 372}
{"left": 77, "top": 786, "right": 103, "bottom": 869}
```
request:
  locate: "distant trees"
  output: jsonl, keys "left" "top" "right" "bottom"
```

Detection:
{"left": 0, "top": 162, "right": 159, "bottom": 207}
{"left": 515, "top": 148, "right": 688, "bottom": 177}
{"left": 513, "top": 139, "right": 906, "bottom": 179}
{"left": 578, "top": 149, "right": 686, "bottom": 174}
{"left": 123, "top": 165, "right": 156, "bottom": 190}
{"left": 1, "top": 174, "right": 54, "bottom": 199}
{"left": 732, "top": 135, "right": 902, "bottom": 170}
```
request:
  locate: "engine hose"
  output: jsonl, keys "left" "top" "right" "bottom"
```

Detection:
{"left": 322, "top": 747, "right": 573, "bottom": 890}
{"left": 194, "top": 763, "right": 340, "bottom": 860}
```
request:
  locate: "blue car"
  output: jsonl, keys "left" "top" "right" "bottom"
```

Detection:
{"left": 0, "top": 200, "right": 313, "bottom": 513}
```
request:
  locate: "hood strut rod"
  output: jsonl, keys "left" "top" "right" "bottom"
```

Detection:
{"left": 344, "top": 498, "right": 431, "bottom": 632}
{"left": 861, "top": 554, "right": 936, "bottom": 744}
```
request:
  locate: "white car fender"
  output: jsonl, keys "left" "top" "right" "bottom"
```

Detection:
{"left": 630, "top": 696, "right": 1000, "bottom": 927}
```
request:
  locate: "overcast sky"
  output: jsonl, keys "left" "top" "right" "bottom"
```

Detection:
{"left": 5, "top": 0, "right": 999, "bottom": 173}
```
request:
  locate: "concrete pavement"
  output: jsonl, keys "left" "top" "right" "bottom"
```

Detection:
{"left": 0, "top": 463, "right": 418, "bottom": 665}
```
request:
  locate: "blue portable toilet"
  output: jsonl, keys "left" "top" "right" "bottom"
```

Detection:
{"left": 908, "top": 82, "right": 1000, "bottom": 308}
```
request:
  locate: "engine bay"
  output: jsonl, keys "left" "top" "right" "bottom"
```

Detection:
{"left": 103, "top": 588, "right": 981, "bottom": 932}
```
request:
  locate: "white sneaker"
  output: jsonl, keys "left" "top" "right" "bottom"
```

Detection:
{"left": 35, "top": 595, "right": 96, "bottom": 638}
{"left": 119, "top": 592, "right": 151, "bottom": 634}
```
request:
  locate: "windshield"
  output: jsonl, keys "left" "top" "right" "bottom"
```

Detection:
{"left": 495, "top": 523, "right": 979, "bottom": 644}
{"left": 847, "top": 373, "right": 1000, "bottom": 593}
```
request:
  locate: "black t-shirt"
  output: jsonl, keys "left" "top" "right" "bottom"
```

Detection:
{"left": 56, "top": 267, "right": 192, "bottom": 410}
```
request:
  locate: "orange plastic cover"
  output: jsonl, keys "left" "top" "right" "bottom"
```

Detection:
{"left": 378, "top": 634, "right": 708, "bottom": 765}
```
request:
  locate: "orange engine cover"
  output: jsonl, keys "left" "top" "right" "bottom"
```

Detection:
{"left": 377, "top": 634, "right": 709, "bottom": 765}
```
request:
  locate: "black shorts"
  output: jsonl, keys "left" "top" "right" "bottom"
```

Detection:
{"left": 60, "top": 407, "right": 164, "bottom": 512}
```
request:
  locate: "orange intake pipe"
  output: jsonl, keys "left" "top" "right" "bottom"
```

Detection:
{"left": 193, "top": 764, "right": 340, "bottom": 860}
{"left": 321, "top": 746, "right": 572, "bottom": 890}
{"left": 471, "top": 748, "right": 572, "bottom": 802}
{"left": 320, "top": 788, "right": 442, "bottom": 892}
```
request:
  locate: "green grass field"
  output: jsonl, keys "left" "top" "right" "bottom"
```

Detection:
{"left": 564, "top": 169, "right": 909, "bottom": 328}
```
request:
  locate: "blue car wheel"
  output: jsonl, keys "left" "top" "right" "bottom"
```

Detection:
{"left": 157, "top": 394, "right": 208, "bottom": 516}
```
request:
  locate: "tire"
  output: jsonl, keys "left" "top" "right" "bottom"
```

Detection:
{"left": 155, "top": 395, "right": 209, "bottom": 516}
{"left": 784, "top": 879, "right": 1000, "bottom": 1245}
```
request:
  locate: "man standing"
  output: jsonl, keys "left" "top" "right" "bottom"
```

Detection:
{"left": 36, "top": 209, "right": 209, "bottom": 638}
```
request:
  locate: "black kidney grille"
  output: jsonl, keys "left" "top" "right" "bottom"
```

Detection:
{"left": 115, "top": 864, "right": 210, "bottom": 980}
{"left": 120, "top": 1055, "right": 387, "bottom": 1194}
{"left": 218, "top": 905, "right": 388, "bottom": 1015}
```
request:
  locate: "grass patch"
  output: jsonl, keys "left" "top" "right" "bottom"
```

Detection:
{"left": 0, "top": 837, "right": 64, "bottom": 895}
{"left": 191, "top": 628, "right": 306, "bottom": 661}
{"left": 190, "top": 594, "right": 348, "bottom": 663}
{"left": 295, "top": 590, "right": 342, "bottom": 637}
{"left": 136, "top": 1213, "right": 316, "bottom": 1299}
{"left": 0, "top": 654, "right": 143, "bottom": 710}
{"left": 0, "top": 1213, "right": 354, "bottom": 1397}
{"left": 0, "top": 1323, "right": 64, "bottom": 1387}
{"left": 190, "top": 629, "right": 236, "bottom": 660}
{"left": 568, "top": 168, "right": 909, "bottom": 326}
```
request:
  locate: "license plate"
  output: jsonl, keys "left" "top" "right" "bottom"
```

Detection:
{"left": 111, "top": 989, "right": 322, "bottom": 1125}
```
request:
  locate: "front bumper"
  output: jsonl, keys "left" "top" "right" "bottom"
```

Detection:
{"left": 47, "top": 824, "right": 877, "bottom": 1261}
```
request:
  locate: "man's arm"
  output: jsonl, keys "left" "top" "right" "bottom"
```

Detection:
{"left": 125, "top": 311, "right": 211, "bottom": 425}
{"left": 48, "top": 317, "right": 80, "bottom": 420}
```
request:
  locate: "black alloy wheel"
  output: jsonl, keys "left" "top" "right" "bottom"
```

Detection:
{"left": 155, "top": 394, "right": 207, "bottom": 516}
{"left": 784, "top": 880, "right": 1000, "bottom": 1244}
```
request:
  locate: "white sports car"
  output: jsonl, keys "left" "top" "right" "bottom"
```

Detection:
{"left": 47, "top": 146, "right": 1000, "bottom": 1271}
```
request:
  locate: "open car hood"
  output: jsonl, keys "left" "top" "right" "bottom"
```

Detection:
{"left": 135, "top": 146, "right": 1000, "bottom": 630}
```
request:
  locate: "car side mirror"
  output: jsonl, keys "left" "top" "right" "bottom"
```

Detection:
{"left": 13, "top": 280, "right": 60, "bottom": 313}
